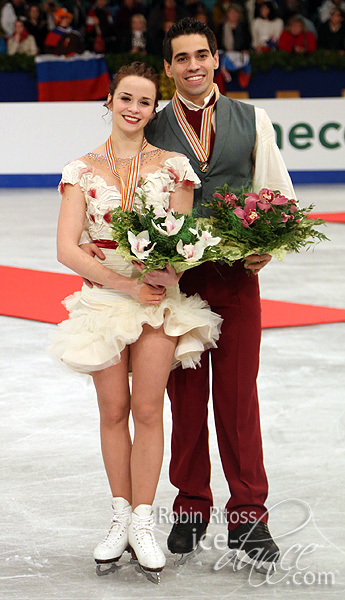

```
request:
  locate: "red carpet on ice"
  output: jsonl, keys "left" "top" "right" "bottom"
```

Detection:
{"left": 308, "top": 211, "right": 345, "bottom": 223}
{"left": 2, "top": 265, "right": 345, "bottom": 329}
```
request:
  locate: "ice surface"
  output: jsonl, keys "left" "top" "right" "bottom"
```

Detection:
{"left": 0, "top": 185, "right": 344, "bottom": 599}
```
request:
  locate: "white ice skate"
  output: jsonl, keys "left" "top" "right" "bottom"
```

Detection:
{"left": 128, "top": 504, "right": 166, "bottom": 584}
{"left": 93, "top": 497, "right": 131, "bottom": 576}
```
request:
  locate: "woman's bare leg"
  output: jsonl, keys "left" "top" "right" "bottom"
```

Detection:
{"left": 130, "top": 324, "right": 178, "bottom": 509}
{"left": 92, "top": 347, "right": 132, "bottom": 502}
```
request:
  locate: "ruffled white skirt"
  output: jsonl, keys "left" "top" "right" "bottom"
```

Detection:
{"left": 48, "top": 251, "right": 222, "bottom": 374}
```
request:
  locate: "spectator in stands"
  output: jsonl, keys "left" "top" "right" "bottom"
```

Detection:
{"left": 251, "top": 1, "right": 283, "bottom": 51}
{"left": 44, "top": 6, "right": 84, "bottom": 54}
{"left": 65, "top": 0, "right": 87, "bottom": 39}
{"left": 114, "top": 0, "right": 145, "bottom": 52}
{"left": 7, "top": 18, "right": 38, "bottom": 54}
{"left": 245, "top": 0, "right": 260, "bottom": 23}
{"left": 130, "top": 13, "right": 146, "bottom": 53}
{"left": 185, "top": 0, "right": 211, "bottom": 22}
{"left": 277, "top": 0, "right": 318, "bottom": 37}
{"left": 318, "top": 0, "right": 345, "bottom": 22}
{"left": 1, "top": 0, "right": 27, "bottom": 38}
{"left": 221, "top": 4, "right": 252, "bottom": 87}
{"left": 41, "top": 1, "right": 60, "bottom": 31}
{"left": 221, "top": 3, "right": 251, "bottom": 50}
{"left": 278, "top": 15, "right": 317, "bottom": 52}
{"left": 318, "top": 7, "right": 345, "bottom": 49}
{"left": 147, "top": 0, "right": 187, "bottom": 55}
{"left": 212, "top": 0, "right": 231, "bottom": 43}
{"left": 194, "top": 7, "right": 210, "bottom": 23}
{"left": 246, "top": 0, "right": 277, "bottom": 22}
{"left": 25, "top": 4, "right": 48, "bottom": 53}
{"left": 86, "top": 0, "right": 116, "bottom": 52}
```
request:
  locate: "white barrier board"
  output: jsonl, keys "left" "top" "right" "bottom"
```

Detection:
{"left": 246, "top": 98, "right": 345, "bottom": 171}
{"left": 0, "top": 98, "right": 344, "bottom": 180}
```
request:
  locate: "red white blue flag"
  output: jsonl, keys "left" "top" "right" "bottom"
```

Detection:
{"left": 35, "top": 52, "right": 110, "bottom": 102}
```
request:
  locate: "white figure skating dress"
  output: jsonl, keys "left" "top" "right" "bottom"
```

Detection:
{"left": 48, "top": 151, "right": 222, "bottom": 374}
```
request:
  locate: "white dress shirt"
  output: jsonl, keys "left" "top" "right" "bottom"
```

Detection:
{"left": 177, "top": 90, "right": 296, "bottom": 199}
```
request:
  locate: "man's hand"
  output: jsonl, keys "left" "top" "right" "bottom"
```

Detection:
{"left": 130, "top": 281, "right": 167, "bottom": 305}
{"left": 244, "top": 253, "right": 272, "bottom": 275}
{"left": 79, "top": 243, "right": 105, "bottom": 288}
{"left": 134, "top": 263, "right": 182, "bottom": 287}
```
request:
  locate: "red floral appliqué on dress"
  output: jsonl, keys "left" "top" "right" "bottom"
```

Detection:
{"left": 166, "top": 167, "right": 180, "bottom": 185}
{"left": 182, "top": 179, "right": 195, "bottom": 189}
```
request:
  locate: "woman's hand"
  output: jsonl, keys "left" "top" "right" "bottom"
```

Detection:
{"left": 244, "top": 252, "right": 272, "bottom": 275}
{"left": 129, "top": 280, "right": 167, "bottom": 305}
{"left": 134, "top": 263, "right": 182, "bottom": 287}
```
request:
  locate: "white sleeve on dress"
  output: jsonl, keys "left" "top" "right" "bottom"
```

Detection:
{"left": 253, "top": 107, "right": 296, "bottom": 200}
{"left": 162, "top": 156, "right": 201, "bottom": 189}
{"left": 59, "top": 159, "right": 93, "bottom": 244}
{"left": 59, "top": 159, "right": 92, "bottom": 190}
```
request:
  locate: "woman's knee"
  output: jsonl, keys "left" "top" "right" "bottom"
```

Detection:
{"left": 98, "top": 395, "right": 130, "bottom": 428}
{"left": 132, "top": 399, "right": 163, "bottom": 427}
{"left": 100, "top": 410, "right": 130, "bottom": 429}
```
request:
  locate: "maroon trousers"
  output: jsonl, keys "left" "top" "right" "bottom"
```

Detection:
{"left": 167, "top": 261, "right": 269, "bottom": 530}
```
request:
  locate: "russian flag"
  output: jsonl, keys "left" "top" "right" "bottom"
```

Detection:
{"left": 36, "top": 52, "right": 110, "bottom": 102}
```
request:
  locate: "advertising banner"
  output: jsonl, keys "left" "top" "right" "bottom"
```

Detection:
{"left": 0, "top": 98, "right": 344, "bottom": 186}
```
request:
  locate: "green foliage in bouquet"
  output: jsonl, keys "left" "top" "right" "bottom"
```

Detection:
{"left": 206, "top": 185, "right": 328, "bottom": 262}
{"left": 110, "top": 203, "right": 223, "bottom": 278}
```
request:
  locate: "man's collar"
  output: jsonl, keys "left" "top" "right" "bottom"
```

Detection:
{"left": 177, "top": 88, "right": 216, "bottom": 111}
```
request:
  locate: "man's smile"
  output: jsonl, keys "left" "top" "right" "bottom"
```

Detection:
{"left": 185, "top": 74, "right": 205, "bottom": 82}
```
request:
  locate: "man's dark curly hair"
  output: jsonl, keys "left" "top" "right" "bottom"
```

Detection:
{"left": 163, "top": 18, "right": 218, "bottom": 64}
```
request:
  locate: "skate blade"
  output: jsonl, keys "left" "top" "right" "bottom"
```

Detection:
{"left": 129, "top": 558, "right": 162, "bottom": 585}
{"left": 173, "top": 543, "right": 203, "bottom": 566}
{"left": 95, "top": 562, "right": 121, "bottom": 577}
{"left": 95, "top": 546, "right": 130, "bottom": 577}
{"left": 229, "top": 549, "right": 277, "bottom": 575}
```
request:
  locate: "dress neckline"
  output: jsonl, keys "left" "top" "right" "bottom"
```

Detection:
{"left": 85, "top": 147, "right": 166, "bottom": 166}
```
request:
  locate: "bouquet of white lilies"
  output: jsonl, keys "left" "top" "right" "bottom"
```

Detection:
{"left": 111, "top": 201, "right": 223, "bottom": 278}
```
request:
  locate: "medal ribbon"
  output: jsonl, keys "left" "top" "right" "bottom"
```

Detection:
{"left": 105, "top": 136, "right": 148, "bottom": 211}
{"left": 172, "top": 84, "right": 219, "bottom": 164}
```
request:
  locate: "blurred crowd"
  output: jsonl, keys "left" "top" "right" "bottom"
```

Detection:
{"left": 0, "top": 0, "right": 344, "bottom": 59}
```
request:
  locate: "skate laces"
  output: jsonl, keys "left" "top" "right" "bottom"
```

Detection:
{"left": 102, "top": 507, "right": 130, "bottom": 545}
{"left": 132, "top": 515, "right": 159, "bottom": 550}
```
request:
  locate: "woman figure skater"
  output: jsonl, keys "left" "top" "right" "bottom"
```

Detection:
{"left": 49, "top": 62, "right": 222, "bottom": 580}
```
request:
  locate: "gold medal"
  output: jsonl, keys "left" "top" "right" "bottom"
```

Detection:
{"left": 199, "top": 161, "right": 209, "bottom": 173}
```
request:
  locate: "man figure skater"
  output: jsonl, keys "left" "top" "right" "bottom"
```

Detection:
{"left": 144, "top": 17, "right": 295, "bottom": 568}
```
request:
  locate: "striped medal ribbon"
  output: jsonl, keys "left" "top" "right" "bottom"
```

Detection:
{"left": 105, "top": 136, "right": 148, "bottom": 210}
{"left": 172, "top": 84, "right": 219, "bottom": 173}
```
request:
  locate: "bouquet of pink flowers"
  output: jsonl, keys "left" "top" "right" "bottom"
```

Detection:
{"left": 111, "top": 202, "right": 222, "bottom": 277}
{"left": 205, "top": 185, "right": 328, "bottom": 263}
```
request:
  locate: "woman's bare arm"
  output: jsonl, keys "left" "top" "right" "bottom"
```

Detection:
{"left": 57, "top": 183, "right": 166, "bottom": 304}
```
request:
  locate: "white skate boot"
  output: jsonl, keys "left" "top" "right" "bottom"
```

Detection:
{"left": 128, "top": 504, "right": 166, "bottom": 584}
{"left": 93, "top": 497, "right": 131, "bottom": 576}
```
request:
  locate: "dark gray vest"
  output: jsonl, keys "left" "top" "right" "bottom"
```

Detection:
{"left": 145, "top": 95, "right": 256, "bottom": 217}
